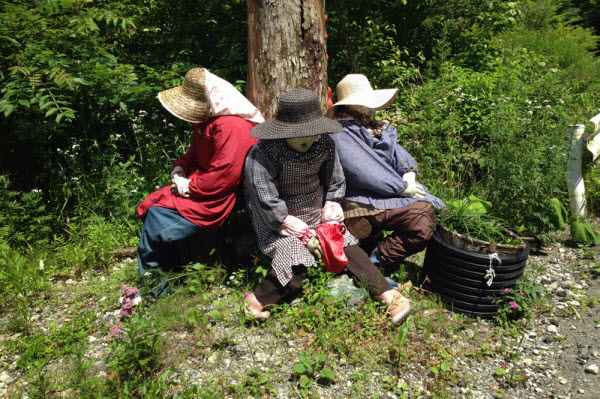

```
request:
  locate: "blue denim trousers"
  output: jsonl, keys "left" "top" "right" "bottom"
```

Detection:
{"left": 137, "top": 206, "right": 201, "bottom": 276}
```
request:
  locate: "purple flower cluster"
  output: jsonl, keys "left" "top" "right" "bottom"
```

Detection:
{"left": 110, "top": 285, "right": 140, "bottom": 336}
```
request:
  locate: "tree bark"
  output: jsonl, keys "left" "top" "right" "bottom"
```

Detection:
{"left": 247, "top": 0, "right": 328, "bottom": 119}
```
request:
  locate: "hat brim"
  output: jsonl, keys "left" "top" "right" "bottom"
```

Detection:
{"left": 158, "top": 88, "right": 206, "bottom": 124}
{"left": 251, "top": 116, "right": 343, "bottom": 139}
{"left": 326, "top": 88, "right": 398, "bottom": 117}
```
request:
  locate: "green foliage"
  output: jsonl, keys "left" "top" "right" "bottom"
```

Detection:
{"left": 0, "top": 175, "right": 55, "bottom": 248}
{"left": 438, "top": 195, "right": 521, "bottom": 244}
{"left": 494, "top": 277, "right": 546, "bottom": 327}
{"left": 570, "top": 217, "right": 600, "bottom": 245}
{"left": 549, "top": 197, "right": 569, "bottom": 230}
{"left": 292, "top": 350, "right": 336, "bottom": 397}
{"left": 7, "top": 310, "right": 96, "bottom": 370}
{"left": 234, "top": 369, "right": 278, "bottom": 397}
{"left": 0, "top": 247, "right": 48, "bottom": 334}
{"left": 398, "top": 20, "right": 600, "bottom": 240}
{"left": 106, "top": 314, "right": 164, "bottom": 387}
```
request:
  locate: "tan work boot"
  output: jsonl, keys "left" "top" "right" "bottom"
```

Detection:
{"left": 379, "top": 289, "right": 412, "bottom": 325}
{"left": 244, "top": 293, "right": 271, "bottom": 320}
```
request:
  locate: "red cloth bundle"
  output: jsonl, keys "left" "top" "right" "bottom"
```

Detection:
{"left": 314, "top": 223, "right": 348, "bottom": 274}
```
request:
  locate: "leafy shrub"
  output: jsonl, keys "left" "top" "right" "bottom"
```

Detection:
{"left": 396, "top": 22, "right": 600, "bottom": 241}
{"left": 106, "top": 315, "right": 164, "bottom": 386}
{"left": 0, "top": 247, "right": 48, "bottom": 334}
{"left": 0, "top": 175, "right": 55, "bottom": 248}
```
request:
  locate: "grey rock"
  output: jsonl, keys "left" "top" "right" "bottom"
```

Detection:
{"left": 327, "top": 274, "right": 368, "bottom": 308}
{"left": 584, "top": 364, "right": 599, "bottom": 374}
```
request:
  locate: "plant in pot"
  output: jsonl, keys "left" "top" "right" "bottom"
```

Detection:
{"left": 423, "top": 195, "right": 530, "bottom": 318}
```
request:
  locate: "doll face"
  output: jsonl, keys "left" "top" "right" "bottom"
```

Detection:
{"left": 286, "top": 135, "right": 321, "bottom": 153}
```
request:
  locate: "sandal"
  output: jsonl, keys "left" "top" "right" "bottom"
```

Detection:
{"left": 379, "top": 289, "right": 412, "bottom": 325}
{"left": 244, "top": 293, "right": 271, "bottom": 320}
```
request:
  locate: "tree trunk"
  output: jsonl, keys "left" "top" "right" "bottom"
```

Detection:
{"left": 247, "top": 0, "right": 328, "bottom": 119}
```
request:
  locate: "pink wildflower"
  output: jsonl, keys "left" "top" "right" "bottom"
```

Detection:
{"left": 509, "top": 301, "right": 518, "bottom": 310}
{"left": 355, "top": 325, "right": 361, "bottom": 333}
{"left": 504, "top": 288, "right": 511, "bottom": 294}
{"left": 244, "top": 292, "right": 251, "bottom": 299}
{"left": 110, "top": 321, "right": 124, "bottom": 336}
{"left": 122, "top": 285, "right": 139, "bottom": 298}
{"left": 454, "top": 319, "right": 459, "bottom": 323}
{"left": 519, "top": 292, "right": 525, "bottom": 296}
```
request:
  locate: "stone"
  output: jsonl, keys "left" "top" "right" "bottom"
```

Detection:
{"left": 584, "top": 364, "right": 599, "bottom": 374}
{"left": 547, "top": 325, "right": 558, "bottom": 334}
{"left": 0, "top": 371, "right": 11, "bottom": 384}
{"left": 327, "top": 274, "right": 368, "bottom": 308}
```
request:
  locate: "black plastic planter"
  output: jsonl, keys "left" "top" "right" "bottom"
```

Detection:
{"left": 422, "top": 227, "right": 530, "bottom": 318}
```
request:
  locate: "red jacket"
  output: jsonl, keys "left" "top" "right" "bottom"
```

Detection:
{"left": 137, "top": 115, "right": 258, "bottom": 228}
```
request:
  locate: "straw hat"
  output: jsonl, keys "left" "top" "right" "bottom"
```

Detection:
{"left": 251, "top": 88, "right": 342, "bottom": 139}
{"left": 158, "top": 68, "right": 208, "bottom": 123}
{"left": 326, "top": 74, "right": 398, "bottom": 117}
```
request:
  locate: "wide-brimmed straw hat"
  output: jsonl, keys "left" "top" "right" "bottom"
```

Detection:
{"left": 326, "top": 74, "right": 398, "bottom": 117}
{"left": 251, "top": 88, "right": 342, "bottom": 139}
{"left": 158, "top": 68, "right": 208, "bottom": 123}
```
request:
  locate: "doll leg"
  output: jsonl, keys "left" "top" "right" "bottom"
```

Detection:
{"left": 244, "top": 264, "right": 307, "bottom": 319}
{"left": 368, "top": 201, "right": 435, "bottom": 267}
{"left": 245, "top": 265, "right": 307, "bottom": 320}
{"left": 137, "top": 206, "right": 200, "bottom": 275}
{"left": 344, "top": 245, "right": 412, "bottom": 325}
{"left": 252, "top": 265, "right": 307, "bottom": 307}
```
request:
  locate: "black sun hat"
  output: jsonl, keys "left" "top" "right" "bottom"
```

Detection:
{"left": 251, "top": 88, "right": 342, "bottom": 139}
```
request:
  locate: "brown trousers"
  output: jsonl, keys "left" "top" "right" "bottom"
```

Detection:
{"left": 366, "top": 201, "right": 435, "bottom": 264}
{"left": 254, "top": 244, "right": 392, "bottom": 307}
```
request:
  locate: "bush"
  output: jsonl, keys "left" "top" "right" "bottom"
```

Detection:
{"left": 397, "top": 34, "right": 600, "bottom": 241}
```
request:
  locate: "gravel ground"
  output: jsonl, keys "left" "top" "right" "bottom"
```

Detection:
{"left": 0, "top": 238, "right": 599, "bottom": 398}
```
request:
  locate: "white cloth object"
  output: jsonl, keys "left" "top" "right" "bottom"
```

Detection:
{"left": 402, "top": 171, "right": 416, "bottom": 185}
{"left": 322, "top": 201, "right": 344, "bottom": 224}
{"left": 279, "top": 215, "right": 311, "bottom": 239}
{"left": 170, "top": 166, "right": 185, "bottom": 180}
{"left": 401, "top": 182, "right": 426, "bottom": 199}
{"left": 205, "top": 71, "right": 265, "bottom": 123}
{"left": 172, "top": 175, "right": 191, "bottom": 197}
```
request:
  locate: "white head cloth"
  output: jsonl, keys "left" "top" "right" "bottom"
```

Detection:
{"left": 205, "top": 71, "right": 264, "bottom": 123}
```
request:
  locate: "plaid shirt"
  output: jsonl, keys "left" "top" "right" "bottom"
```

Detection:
{"left": 244, "top": 135, "right": 358, "bottom": 286}
{"left": 330, "top": 120, "right": 444, "bottom": 210}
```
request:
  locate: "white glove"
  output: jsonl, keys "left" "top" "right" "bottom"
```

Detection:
{"left": 400, "top": 172, "right": 425, "bottom": 199}
{"left": 402, "top": 171, "right": 416, "bottom": 185}
{"left": 171, "top": 175, "right": 191, "bottom": 197}
{"left": 401, "top": 183, "right": 426, "bottom": 199}
{"left": 305, "top": 235, "right": 323, "bottom": 259}
{"left": 322, "top": 201, "right": 344, "bottom": 224}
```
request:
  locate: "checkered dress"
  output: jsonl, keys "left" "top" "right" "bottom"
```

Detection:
{"left": 245, "top": 135, "right": 359, "bottom": 286}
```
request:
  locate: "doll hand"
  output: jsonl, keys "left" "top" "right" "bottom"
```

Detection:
{"left": 322, "top": 201, "right": 344, "bottom": 224}
{"left": 305, "top": 235, "right": 323, "bottom": 259}
{"left": 401, "top": 182, "right": 426, "bottom": 200}
{"left": 279, "top": 215, "right": 310, "bottom": 238}
{"left": 402, "top": 171, "right": 416, "bottom": 185}
{"left": 172, "top": 175, "right": 191, "bottom": 197}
